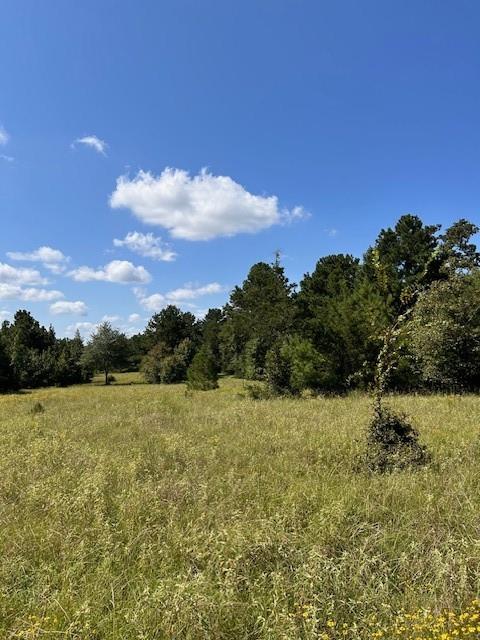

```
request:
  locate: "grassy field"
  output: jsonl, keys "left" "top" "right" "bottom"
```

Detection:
{"left": 1, "top": 374, "right": 479, "bottom": 639}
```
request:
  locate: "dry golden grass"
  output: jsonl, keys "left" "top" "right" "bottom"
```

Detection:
{"left": 0, "top": 374, "right": 479, "bottom": 639}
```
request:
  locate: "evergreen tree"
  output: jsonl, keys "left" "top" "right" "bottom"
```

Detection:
{"left": 0, "top": 338, "right": 16, "bottom": 392}
{"left": 145, "top": 305, "right": 199, "bottom": 351}
{"left": 186, "top": 346, "right": 218, "bottom": 390}
{"left": 221, "top": 259, "right": 295, "bottom": 374}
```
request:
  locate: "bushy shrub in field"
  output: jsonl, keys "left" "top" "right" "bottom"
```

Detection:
{"left": 265, "top": 340, "right": 292, "bottom": 395}
{"left": 141, "top": 339, "right": 194, "bottom": 384}
{"left": 186, "top": 346, "right": 218, "bottom": 390}
{"left": 363, "top": 407, "right": 430, "bottom": 472}
{"left": 243, "top": 337, "right": 267, "bottom": 380}
{"left": 409, "top": 274, "right": 480, "bottom": 391}
{"left": 363, "top": 320, "right": 430, "bottom": 472}
{"left": 265, "top": 336, "right": 337, "bottom": 395}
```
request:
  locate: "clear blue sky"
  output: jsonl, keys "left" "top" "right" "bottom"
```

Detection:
{"left": 1, "top": 0, "right": 479, "bottom": 337}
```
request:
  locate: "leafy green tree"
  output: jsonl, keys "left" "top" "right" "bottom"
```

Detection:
{"left": 264, "top": 340, "right": 292, "bottom": 396}
{"left": 221, "top": 259, "right": 295, "bottom": 374}
{"left": 145, "top": 306, "right": 199, "bottom": 351}
{"left": 409, "top": 273, "right": 480, "bottom": 390}
{"left": 187, "top": 345, "right": 219, "bottom": 390}
{"left": 83, "top": 322, "right": 127, "bottom": 385}
{"left": 53, "top": 333, "right": 90, "bottom": 386}
{"left": 0, "top": 338, "right": 16, "bottom": 392}
{"left": 424, "top": 219, "right": 480, "bottom": 281}
{"left": 363, "top": 214, "right": 439, "bottom": 311}
{"left": 200, "top": 308, "right": 223, "bottom": 373}
{"left": 141, "top": 338, "right": 194, "bottom": 384}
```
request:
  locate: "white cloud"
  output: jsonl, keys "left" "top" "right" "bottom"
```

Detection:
{"left": 65, "top": 321, "right": 98, "bottom": 340}
{"left": 135, "top": 282, "right": 224, "bottom": 312}
{"left": 167, "top": 282, "right": 224, "bottom": 302}
{"left": 50, "top": 300, "right": 88, "bottom": 316}
{"left": 0, "top": 310, "right": 12, "bottom": 322}
{"left": 69, "top": 260, "right": 151, "bottom": 284}
{"left": 128, "top": 313, "right": 141, "bottom": 323}
{"left": 0, "top": 263, "right": 48, "bottom": 286}
{"left": 72, "top": 135, "right": 107, "bottom": 155}
{"left": 7, "top": 246, "right": 70, "bottom": 273}
{"left": 0, "top": 284, "right": 63, "bottom": 302}
{"left": 110, "top": 168, "right": 308, "bottom": 241}
{"left": 113, "top": 231, "right": 177, "bottom": 262}
{"left": 0, "top": 126, "right": 9, "bottom": 146}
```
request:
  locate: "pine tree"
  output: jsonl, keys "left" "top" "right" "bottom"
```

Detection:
{"left": 186, "top": 346, "right": 218, "bottom": 390}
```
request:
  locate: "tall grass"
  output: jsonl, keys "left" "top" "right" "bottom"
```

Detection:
{"left": 0, "top": 375, "right": 479, "bottom": 639}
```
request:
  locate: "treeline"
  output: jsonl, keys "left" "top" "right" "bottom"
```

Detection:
{"left": 0, "top": 312, "right": 91, "bottom": 390}
{"left": 1, "top": 214, "right": 479, "bottom": 394}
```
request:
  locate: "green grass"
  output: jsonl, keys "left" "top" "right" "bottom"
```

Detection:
{"left": 1, "top": 374, "right": 479, "bottom": 639}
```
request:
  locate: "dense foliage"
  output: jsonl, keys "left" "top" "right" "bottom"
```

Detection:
{"left": 1, "top": 214, "right": 478, "bottom": 393}
{"left": 0, "top": 311, "right": 90, "bottom": 390}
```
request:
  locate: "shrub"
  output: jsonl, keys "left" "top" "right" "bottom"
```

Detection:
{"left": 245, "top": 382, "right": 271, "bottom": 400}
{"left": 30, "top": 401, "right": 45, "bottom": 415}
{"left": 265, "top": 336, "right": 337, "bottom": 396}
{"left": 363, "top": 407, "right": 430, "bottom": 472}
{"left": 243, "top": 337, "right": 267, "bottom": 380}
{"left": 265, "top": 340, "right": 292, "bottom": 395}
{"left": 186, "top": 346, "right": 218, "bottom": 390}
{"left": 141, "top": 339, "right": 194, "bottom": 384}
{"left": 409, "top": 274, "right": 480, "bottom": 391}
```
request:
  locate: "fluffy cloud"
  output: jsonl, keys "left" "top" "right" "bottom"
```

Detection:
{"left": 65, "top": 321, "right": 98, "bottom": 339}
{"left": 72, "top": 135, "right": 107, "bottom": 155}
{"left": 0, "top": 126, "right": 9, "bottom": 146}
{"left": 0, "top": 310, "right": 12, "bottom": 322}
{"left": 110, "top": 168, "right": 308, "bottom": 241}
{"left": 69, "top": 260, "right": 151, "bottom": 284}
{"left": 50, "top": 300, "right": 88, "bottom": 316}
{"left": 128, "top": 313, "right": 141, "bottom": 323}
{"left": 0, "top": 263, "right": 48, "bottom": 286}
{"left": 113, "top": 231, "right": 177, "bottom": 262}
{"left": 135, "top": 282, "right": 224, "bottom": 312}
{"left": 0, "top": 284, "right": 63, "bottom": 302}
{"left": 7, "top": 246, "right": 70, "bottom": 273}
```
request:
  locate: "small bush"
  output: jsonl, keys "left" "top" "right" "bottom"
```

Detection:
{"left": 245, "top": 382, "right": 271, "bottom": 400}
{"left": 107, "top": 374, "right": 116, "bottom": 384}
{"left": 30, "top": 401, "right": 45, "bottom": 415}
{"left": 362, "top": 407, "right": 431, "bottom": 472}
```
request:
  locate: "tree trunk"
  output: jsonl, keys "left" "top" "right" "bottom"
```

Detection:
{"left": 105, "top": 369, "right": 109, "bottom": 385}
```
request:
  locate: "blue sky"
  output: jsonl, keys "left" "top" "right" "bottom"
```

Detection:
{"left": 1, "top": 0, "right": 479, "bottom": 337}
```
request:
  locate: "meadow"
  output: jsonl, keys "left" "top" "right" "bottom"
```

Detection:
{"left": 1, "top": 374, "right": 479, "bottom": 639}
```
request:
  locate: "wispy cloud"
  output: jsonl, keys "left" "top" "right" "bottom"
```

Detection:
{"left": 0, "top": 154, "right": 14, "bottom": 163}
{"left": 72, "top": 135, "right": 107, "bottom": 155}
{"left": 134, "top": 282, "right": 224, "bottom": 312}
{"left": 0, "top": 126, "right": 9, "bottom": 146}
{"left": 7, "top": 246, "right": 70, "bottom": 273}
{"left": 113, "top": 231, "right": 177, "bottom": 262}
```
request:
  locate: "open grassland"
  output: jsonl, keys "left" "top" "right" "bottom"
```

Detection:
{"left": 1, "top": 375, "right": 479, "bottom": 639}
